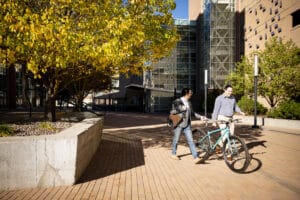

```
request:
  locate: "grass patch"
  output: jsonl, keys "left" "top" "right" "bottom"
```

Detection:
{"left": 38, "top": 121, "right": 56, "bottom": 131}
{"left": 0, "top": 124, "right": 14, "bottom": 137}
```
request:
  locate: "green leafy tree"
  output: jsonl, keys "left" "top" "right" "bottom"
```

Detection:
{"left": 1, "top": 0, "right": 179, "bottom": 121}
{"left": 258, "top": 38, "right": 300, "bottom": 107}
{"left": 226, "top": 55, "right": 253, "bottom": 98}
{"left": 227, "top": 37, "right": 300, "bottom": 108}
{"left": 58, "top": 64, "right": 114, "bottom": 111}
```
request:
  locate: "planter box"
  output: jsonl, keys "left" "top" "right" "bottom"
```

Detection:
{"left": 0, "top": 117, "right": 103, "bottom": 190}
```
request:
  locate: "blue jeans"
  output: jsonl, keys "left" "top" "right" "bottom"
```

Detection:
{"left": 172, "top": 125, "right": 198, "bottom": 159}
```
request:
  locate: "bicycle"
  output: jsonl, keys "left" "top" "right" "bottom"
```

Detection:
{"left": 194, "top": 119, "right": 251, "bottom": 172}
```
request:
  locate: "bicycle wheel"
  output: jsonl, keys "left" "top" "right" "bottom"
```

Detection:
{"left": 223, "top": 135, "right": 250, "bottom": 172}
{"left": 195, "top": 130, "right": 211, "bottom": 162}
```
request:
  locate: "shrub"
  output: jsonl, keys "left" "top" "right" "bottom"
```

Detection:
{"left": 0, "top": 124, "right": 14, "bottom": 137}
{"left": 237, "top": 96, "right": 267, "bottom": 115}
{"left": 267, "top": 100, "right": 300, "bottom": 119}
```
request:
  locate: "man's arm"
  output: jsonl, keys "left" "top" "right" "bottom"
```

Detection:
{"left": 194, "top": 113, "right": 206, "bottom": 120}
{"left": 234, "top": 99, "right": 245, "bottom": 116}
{"left": 189, "top": 101, "right": 206, "bottom": 120}
{"left": 212, "top": 96, "right": 221, "bottom": 120}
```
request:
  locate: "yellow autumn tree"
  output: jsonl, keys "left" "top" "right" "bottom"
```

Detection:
{"left": 0, "top": 0, "right": 179, "bottom": 121}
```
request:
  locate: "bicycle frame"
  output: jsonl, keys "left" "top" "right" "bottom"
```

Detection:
{"left": 197, "top": 124, "right": 230, "bottom": 152}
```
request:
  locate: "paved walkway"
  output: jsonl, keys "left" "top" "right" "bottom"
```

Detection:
{"left": 1, "top": 112, "right": 300, "bottom": 200}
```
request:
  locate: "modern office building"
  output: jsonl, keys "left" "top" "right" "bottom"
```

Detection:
{"left": 190, "top": 0, "right": 299, "bottom": 90}
{"left": 95, "top": 19, "right": 198, "bottom": 112}
{"left": 147, "top": 19, "right": 198, "bottom": 112}
{"left": 238, "top": 0, "right": 300, "bottom": 55}
{"left": 0, "top": 64, "right": 45, "bottom": 110}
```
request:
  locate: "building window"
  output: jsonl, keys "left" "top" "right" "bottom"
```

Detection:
{"left": 271, "top": 17, "right": 275, "bottom": 22}
{"left": 271, "top": 31, "right": 275, "bottom": 36}
{"left": 278, "top": 27, "right": 282, "bottom": 33}
{"left": 292, "top": 9, "right": 300, "bottom": 27}
{"left": 274, "top": 24, "right": 278, "bottom": 29}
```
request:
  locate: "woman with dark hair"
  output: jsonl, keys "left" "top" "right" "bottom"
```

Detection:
{"left": 170, "top": 88, "right": 205, "bottom": 164}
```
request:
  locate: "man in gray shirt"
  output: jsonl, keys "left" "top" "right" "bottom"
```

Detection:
{"left": 212, "top": 84, "right": 245, "bottom": 135}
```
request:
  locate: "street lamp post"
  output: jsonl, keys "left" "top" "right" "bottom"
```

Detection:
{"left": 204, "top": 69, "right": 208, "bottom": 118}
{"left": 252, "top": 54, "right": 259, "bottom": 128}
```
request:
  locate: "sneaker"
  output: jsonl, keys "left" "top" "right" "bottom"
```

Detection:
{"left": 171, "top": 154, "right": 180, "bottom": 160}
{"left": 226, "top": 155, "right": 232, "bottom": 161}
{"left": 194, "top": 157, "right": 202, "bottom": 164}
{"left": 215, "top": 145, "right": 222, "bottom": 154}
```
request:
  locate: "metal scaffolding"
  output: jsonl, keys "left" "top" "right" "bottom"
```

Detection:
{"left": 201, "top": 0, "right": 236, "bottom": 89}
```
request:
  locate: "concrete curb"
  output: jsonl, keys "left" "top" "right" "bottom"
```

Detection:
{"left": 191, "top": 115, "right": 300, "bottom": 133}
{"left": 233, "top": 115, "right": 300, "bottom": 132}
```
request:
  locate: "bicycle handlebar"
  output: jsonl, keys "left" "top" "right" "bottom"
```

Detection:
{"left": 201, "top": 118, "right": 242, "bottom": 124}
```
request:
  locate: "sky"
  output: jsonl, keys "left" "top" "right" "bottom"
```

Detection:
{"left": 172, "top": 0, "right": 188, "bottom": 19}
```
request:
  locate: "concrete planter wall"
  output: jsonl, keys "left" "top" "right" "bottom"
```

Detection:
{"left": 233, "top": 116, "right": 300, "bottom": 131}
{"left": 0, "top": 117, "right": 103, "bottom": 191}
{"left": 192, "top": 115, "right": 300, "bottom": 132}
{"left": 262, "top": 117, "right": 300, "bottom": 130}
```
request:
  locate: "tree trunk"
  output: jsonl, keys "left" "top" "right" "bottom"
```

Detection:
{"left": 44, "top": 89, "right": 49, "bottom": 120}
{"left": 50, "top": 96, "right": 56, "bottom": 122}
{"left": 21, "top": 65, "right": 32, "bottom": 117}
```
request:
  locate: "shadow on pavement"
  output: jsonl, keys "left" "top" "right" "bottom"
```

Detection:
{"left": 242, "top": 157, "right": 263, "bottom": 174}
{"left": 78, "top": 112, "right": 269, "bottom": 182}
{"left": 103, "top": 112, "right": 168, "bottom": 129}
{"left": 77, "top": 133, "right": 145, "bottom": 184}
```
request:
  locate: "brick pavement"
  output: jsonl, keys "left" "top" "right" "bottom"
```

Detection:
{"left": 0, "top": 112, "right": 300, "bottom": 200}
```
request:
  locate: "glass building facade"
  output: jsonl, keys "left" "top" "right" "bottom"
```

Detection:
{"left": 200, "top": 0, "right": 236, "bottom": 89}
{"left": 148, "top": 19, "right": 198, "bottom": 112}
{"left": 152, "top": 19, "right": 197, "bottom": 92}
{"left": 0, "top": 64, "right": 44, "bottom": 110}
{"left": 148, "top": 1, "right": 237, "bottom": 112}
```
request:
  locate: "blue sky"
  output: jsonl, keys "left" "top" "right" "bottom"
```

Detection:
{"left": 172, "top": 0, "right": 188, "bottom": 19}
